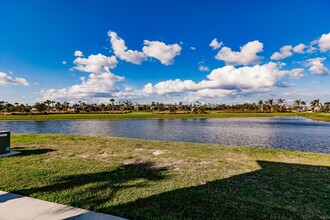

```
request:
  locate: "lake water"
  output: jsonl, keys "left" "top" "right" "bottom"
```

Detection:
{"left": 1, "top": 117, "right": 329, "bottom": 153}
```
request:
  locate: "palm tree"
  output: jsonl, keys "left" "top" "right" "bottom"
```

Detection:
{"left": 277, "top": 98, "right": 285, "bottom": 112}
{"left": 300, "top": 101, "right": 306, "bottom": 112}
{"left": 277, "top": 98, "right": 285, "bottom": 105}
{"left": 55, "top": 102, "right": 61, "bottom": 112}
{"left": 257, "top": 100, "right": 264, "bottom": 112}
{"left": 72, "top": 104, "right": 79, "bottom": 112}
{"left": 266, "top": 99, "right": 274, "bottom": 112}
{"left": 34, "top": 102, "right": 46, "bottom": 112}
{"left": 81, "top": 102, "right": 86, "bottom": 111}
{"left": 123, "top": 100, "right": 133, "bottom": 111}
{"left": 51, "top": 100, "right": 56, "bottom": 109}
{"left": 44, "top": 100, "right": 52, "bottom": 112}
{"left": 109, "top": 99, "right": 115, "bottom": 111}
{"left": 0, "top": 101, "right": 5, "bottom": 112}
{"left": 294, "top": 99, "right": 301, "bottom": 112}
{"left": 63, "top": 101, "right": 70, "bottom": 112}
{"left": 100, "top": 103, "right": 105, "bottom": 112}
{"left": 310, "top": 99, "right": 320, "bottom": 112}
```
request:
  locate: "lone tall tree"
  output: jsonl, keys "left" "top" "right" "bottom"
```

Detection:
{"left": 44, "top": 100, "right": 52, "bottom": 112}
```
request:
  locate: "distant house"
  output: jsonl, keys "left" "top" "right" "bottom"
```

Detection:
{"left": 30, "top": 108, "right": 39, "bottom": 113}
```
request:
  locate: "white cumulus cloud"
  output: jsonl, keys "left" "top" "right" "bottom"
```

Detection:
{"left": 142, "top": 40, "right": 182, "bottom": 65}
{"left": 108, "top": 31, "right": 147, "bottom": 65}
{"left": 143, "top": 79, "right": 199, "bottom": 95}
{"left": 43, "top": 48, "right": 123, "bottom": 101}
{"left": 289, "top": 68, "right": 304, "bottom": 79}
{"left": 270, "top": 45, "right": 293, "bottom": 60}
{"left": 41, "top": 71, "right": 124, "bottom": 101}
{"left": 306, "top": 57, "right": 330, "bottom": 75}
{"left": 73, "top": 53, "right": 118, "bottom": 74}
{"left": 0, "top": 71, "right": 29, "bottom": 86}
{"left": 198, "top": 65, "right": 210, "bottom": 72}
{"left": 293, "top": 43, "right": 306, "bottom": 54}
{"left": 185, "top": 89, "right": 236, "bottom": 102}
{"left": 209, "top": 38, "right": 223, "bottom": 50}
{"left": 215, "top": 40, "right": 263, "bottom": 66}
{"left": 74, "top": 50, "right": 84, "bottom": 57}
{"left": 318, "top": 32, "right": 330, "bottom": 52}
{"left": 143, "top": 62, "right": 298, "bottom": 97}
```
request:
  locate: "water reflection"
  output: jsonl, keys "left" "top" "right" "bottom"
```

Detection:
{"left": 0, "top": 117, "right": 329, "bottom": 153}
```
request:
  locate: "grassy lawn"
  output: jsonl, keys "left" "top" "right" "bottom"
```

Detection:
{"left": 0, "top": 134, "right": 329, "bottom": 219}
{"left": 298, "top": 113, "right": 330, "bottom": 122}
{"left": 0, "top": 111, "right": 300, "bottom": 120}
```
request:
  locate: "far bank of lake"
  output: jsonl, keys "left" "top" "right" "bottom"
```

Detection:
{"left": 0, "top": 112, "right": 329, "bottom": 122}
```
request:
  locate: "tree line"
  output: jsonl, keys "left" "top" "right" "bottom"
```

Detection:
{"left": 0, "top": 98, "right": 329, "bottom": 114}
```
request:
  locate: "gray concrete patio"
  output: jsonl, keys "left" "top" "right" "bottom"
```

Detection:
{"left": 0, "top": 191, "right": 126, "bottom": 220}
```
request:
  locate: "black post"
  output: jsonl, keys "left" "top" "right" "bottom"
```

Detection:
{"left": 0, "top": 131, "right": 10, "bottom": 154}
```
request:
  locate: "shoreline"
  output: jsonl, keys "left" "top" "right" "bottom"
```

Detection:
{"left": 0, "top": 112, "right": 330, "bottom": 121}
{"left": 0, "top": 112, "right": 329, "bottom": 122}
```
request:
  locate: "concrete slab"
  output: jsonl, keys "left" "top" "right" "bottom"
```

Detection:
{"left": 0, "top": 151, "right": 20, "bottom": 158}
{"left": 0, "top": 191, "right": 126, "bottom": 220}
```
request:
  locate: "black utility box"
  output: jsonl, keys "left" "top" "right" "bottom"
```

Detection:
{"left": 0, "top": 131, "right": 10, "bottom": 154}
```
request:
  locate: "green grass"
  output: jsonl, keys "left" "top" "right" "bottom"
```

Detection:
{"left": 0, "top": 111, "right": 299, "bottom": 121}
{"left": 1, "top": 134, "right": 329, "bottom": 219}
{"left": 1, "top": 111, "right": 329, "bottom": 122}
{"left": 298, "top": 112, "right": 330, "bottom": 122}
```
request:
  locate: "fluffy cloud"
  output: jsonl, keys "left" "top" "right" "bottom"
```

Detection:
{"left": 142, "top": 40, "right": 182, "bottom": 65}
{"left": 198, "top": 65, "right": 210, "bottom": 72}
{"left": 270, "top": 45, "right": 293, "bottom": 60}
{"left": 0, "top": 71, "right": 29, "bottom": 86}
{"left": 43, "top": 48, "right": 123, "bottom": 101}
{"left": 108, "top": 31, "right": 181, "bottom": 66}
{"left": 201, "top": 63, "right": 290, "bottom": 90}
{"left": 215, "top": 40, "right": 263, "bottom": 65}
{"left": 143, "top": 62, "right": 298, "bottom": 96}
{"left": 289, "top": 68, "right": 304, "bottom": 79}
{"left": 209, "top": 38, "right": 223, "bottom": 50}
{"left": 306, "top": 57, "right": 330, "bottom": 75}
{"left": 143, "top": 79, "right": 199, "bottom": 95}
{"left": 318, "top": 32, "right": 330, "bottom": 52}
{"left": 108, "top": 31, "right": 147, "bottom": 64}
{"left": 185, "top": 89, "right": 235, "bottom": 102}
{"left": 274, "top": 32, "right": 330, "bottom": 58}
{"left": 41, "top": 71, "right": 124, "bottom": 101}
{"left": 293, "top": 43, "right": 306, "bottom": 54}
{"left": 73, "top": 53, "right": 118, "bottom": 74}
{"left": 74, "top": 50, "right": 84, "bottom": 57}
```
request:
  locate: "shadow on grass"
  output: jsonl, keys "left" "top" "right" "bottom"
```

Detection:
{"left": 13, "top": 148, "right": 56, "bottom": 156}
{"left": 15, "top": 160, "right": 330, "bottom": 219}
{"left": 111, "top": 160, "right": 330, "bottom": 219}
{"left": 16, "top": 162, "right": 168, "bottom": 210}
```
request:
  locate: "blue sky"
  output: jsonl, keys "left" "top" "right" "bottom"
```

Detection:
{"left": 1, "top": 0, "right": 330, "bottom": 104}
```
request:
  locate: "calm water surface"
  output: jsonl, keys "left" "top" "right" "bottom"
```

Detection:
{"left": 1, "top": 117, "right": 329, "bottom": 153}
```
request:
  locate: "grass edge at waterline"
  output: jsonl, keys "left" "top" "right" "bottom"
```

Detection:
{"left": 0, "top": 111, "right": 329, "bottom": 121}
